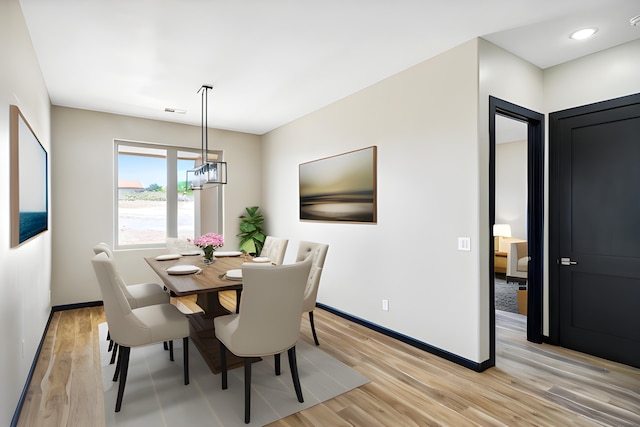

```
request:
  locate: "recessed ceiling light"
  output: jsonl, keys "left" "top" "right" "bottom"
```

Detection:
{"left": 631, "top": 15, "right": 640, "bottom": 26}
{"left": 569, "top": 27, "right": 598, "bottom": 40}
{"left": 164, "top": 107, "right": 187, "bottom": 114}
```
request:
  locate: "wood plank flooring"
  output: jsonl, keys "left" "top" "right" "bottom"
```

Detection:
{"left": 16, "top": 295, "right": 640, "bottom": 426}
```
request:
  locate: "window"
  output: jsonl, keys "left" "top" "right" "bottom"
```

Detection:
{"left": 115, "top": 141, "right": 223, "bottom": 249}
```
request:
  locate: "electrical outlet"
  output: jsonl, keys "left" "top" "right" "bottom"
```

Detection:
{"left": 382, "top": 299, "right": 389, "bottom": 311}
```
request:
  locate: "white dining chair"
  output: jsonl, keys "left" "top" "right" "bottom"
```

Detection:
{"left": 93, "top": 243, "right": 169, "bottom": 308}
{"left": 214, "top": 257, "right": 312, "bottom": 424}
{"left": 295, "top": 241, "right": 329, "bottom": 345}
{"left": 93, "top": 243, "right": 171, "bottom": 361}
{"left": 91, "top": 252, "right": 191, "bottom": 412}
{"left": 259, "top": 236, "right": 289, "bottom": 265}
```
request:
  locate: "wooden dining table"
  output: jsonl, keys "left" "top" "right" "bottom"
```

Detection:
{"left": 145, "top": 252, "right": 255, "bottom": 374}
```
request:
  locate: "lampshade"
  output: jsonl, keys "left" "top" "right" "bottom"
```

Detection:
{"left": 186, "top": 85, "right": 227, "bottom": 189}
{"left": 493, "top": 223, "right": 512, "bottom": 237}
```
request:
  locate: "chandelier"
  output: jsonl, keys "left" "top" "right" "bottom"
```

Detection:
{"left": 186, "top": 85, "right": 227, "bottom": 189}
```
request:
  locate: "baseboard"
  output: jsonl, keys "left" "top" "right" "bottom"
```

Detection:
{"left": 11, "top": 300, "right": 104, "bottom": 427}
{"left": 52, "top": 300, "right": 104, "bottom": 312}
{"left": 316, "top": 303, "right": 490, "bottom": 372}
{"left": 11, "top": 309, "right": 54, "bottom": 427}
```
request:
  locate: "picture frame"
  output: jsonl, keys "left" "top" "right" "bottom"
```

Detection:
{"left": 10, "top": 105, "right": 49, "bottom": 247}
{"left": 299, "top": 146, "right": 377, "bottom": 223}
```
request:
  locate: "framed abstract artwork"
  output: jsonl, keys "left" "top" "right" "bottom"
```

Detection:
{"left": 10, "top": 105, "right": 49, "bottom": 247}
{"left": 299, "top": 146, "right": 377, "bottom": 223}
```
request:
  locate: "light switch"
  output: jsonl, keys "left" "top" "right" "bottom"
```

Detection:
{"left": 458, "top": 237, "right": 471, "bottom": 251}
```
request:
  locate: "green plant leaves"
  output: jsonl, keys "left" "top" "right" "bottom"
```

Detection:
{"left": 237, "top": 206, "right": 266, "bottom": 255}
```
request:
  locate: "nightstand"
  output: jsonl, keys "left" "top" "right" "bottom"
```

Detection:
{"left": 494, "top": 251, "right": 507, "bottom": 275}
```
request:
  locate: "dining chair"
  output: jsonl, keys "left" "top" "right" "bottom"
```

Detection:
{"left": 295, "top": 241, "right": 329, "bottom": 345}
{"left": 92, "top": 243, "right": 169, "bottom": 308}
{"left": 93, "top": 243, "right": 171, "bottom": 361}
{"left": 259, "top": 235, "right": 289, "bottom": 265}
{"left": 91, "top": 252, "right": 191, "bottom": 412}
{"left": 214, "top": 257, "right": 312, "bottom": 424}
{"left": 233, "top": 235, "right": 289, "bottom": 312}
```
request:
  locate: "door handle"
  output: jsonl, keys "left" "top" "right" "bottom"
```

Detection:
{"left": 559, "top": 257, "right": 578, "bottom": 266}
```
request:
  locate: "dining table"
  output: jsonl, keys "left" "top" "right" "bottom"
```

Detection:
{"left": 145, "top": 252, "right": 260, "bottom": 374}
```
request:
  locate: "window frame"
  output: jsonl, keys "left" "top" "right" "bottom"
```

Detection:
{"left": 114, "top": 139, "right": 224, "bottom": 250}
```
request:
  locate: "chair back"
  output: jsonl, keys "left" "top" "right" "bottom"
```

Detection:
{"left": 232, "top": 257, "right": 312, "bottom": 356}
{"left": 93, "top": 242, "right": 140, "bottom": 307}
{"left": 260, "top": 236, "right": 289, "bottom": 265}
{"left": 91, "top": 252, "right": 149, "bottom": 345}
{"left": 295, "top": 241, "right": 329, "bottom": 312}
{"left": 93, "top": 242, "right": 115, "bottom": 258}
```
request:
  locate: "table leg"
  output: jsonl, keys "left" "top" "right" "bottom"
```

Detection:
{"left": 189, "top": 292, "right": 245, "bottom": 374}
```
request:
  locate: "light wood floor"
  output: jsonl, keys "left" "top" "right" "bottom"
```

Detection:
{"left": 16, "top": 293, "right": 640, "bottom": 426}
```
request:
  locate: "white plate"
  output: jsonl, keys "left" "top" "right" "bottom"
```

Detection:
{"left": 225, "top": 269, "right": 243, "bottom": 280}
{"left": 252, "top": 257, "right": 271, "bottom": 263}
{"left": 166, "top": 265, "right": 201, "bottom": 275}
{"left": 215, "top": 251, "right": 243, "bottom": 257}
{"left": 155, "top": 253, "right": 181, "bottom": 261}
{"left": 180, "top": 250, "right": 202, "bottom": 256}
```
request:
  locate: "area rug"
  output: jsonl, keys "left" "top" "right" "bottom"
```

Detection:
{"left": 99, "top": 323, "right": 369, "bottom": 426}
{"left": 495, "top": 278, "right": 518, "bottom": 313}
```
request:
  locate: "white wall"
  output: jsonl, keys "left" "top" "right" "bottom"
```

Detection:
{"left": 262, "top": 40, "right": 486, "bottom": 362}
{"left": 545, "top": 39, "right": 640, "bottom": 113}
{"left": 51, "top": 107, "right": 262, "bottom": 305}
{"left": 496, "top": 139, "right": 527, "bottom": 240}
{"left": 0, "top": 0, "right": 52, "bottom": 424}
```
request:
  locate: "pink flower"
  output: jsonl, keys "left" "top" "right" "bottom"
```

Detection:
{"left": 193, "top": 233, "right": 224, "bottom": 249}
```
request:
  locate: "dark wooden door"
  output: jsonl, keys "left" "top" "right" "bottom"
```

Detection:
{"left": 550, "top": 93, "right": 640, "bottom": 368}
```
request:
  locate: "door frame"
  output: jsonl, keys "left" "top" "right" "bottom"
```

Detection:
{"left": 489, "top": 96, "right": 545, "bottom": 365}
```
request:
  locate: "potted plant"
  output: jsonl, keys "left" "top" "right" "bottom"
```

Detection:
{"left": 237, "top": 206, "right": 265, "bottom": 255}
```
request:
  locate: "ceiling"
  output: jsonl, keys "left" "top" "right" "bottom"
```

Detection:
{"left": 18, "top": 0, "right": 640, "bottom": 135}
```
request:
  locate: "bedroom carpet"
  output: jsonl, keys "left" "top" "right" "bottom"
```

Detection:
{"left": 495, "top": 278, "right": 518, "bottom": 313}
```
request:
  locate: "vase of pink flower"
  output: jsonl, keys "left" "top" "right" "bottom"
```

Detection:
{"left": 193, "top": 233, "right": 224, "bottom": 265}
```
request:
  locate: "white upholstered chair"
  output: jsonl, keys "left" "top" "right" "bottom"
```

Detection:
{"left": 91, "top": 252, "right": 190, "bottom": 412}
{"left": 259, "top": 236, "right": 289, "bottom": 265}
{"left": 92, "top": 243, "right": 169, "bottom": 308}
{"left": 295, "top": 241, "right": 329, "bottom": 345}
{"left": 214, "top": 257, "right": 312, "bottom": 424}
{"left": 93, "top": 243, "right": 171, "bottom": 361}
{"left": 507, "top": 241, "right": 528, "bottom": 283}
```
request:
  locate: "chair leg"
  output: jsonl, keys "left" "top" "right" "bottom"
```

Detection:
{"left": 244, "top": 358, "right": 252, "bottom": 424}
{"left": 235, "top": 289, "right": 242, "bottom": 313}
{"left": 183, "top": 337, "right": 189, "bottom": 385}
{"left": 309, "top": 311, "right": 320, "bottom": 346}
{"left": 163, "top": 341, "right": 169, "bottom": 351}
{"left": 287, "top": 347, "right": 304, "bottom": 403}
{"left": 108, "top": 339, "right": 114, "bottom": 352}
{"left": 169, "top": 340, "right": 174, "bottom": 361}
{"left": 219, "top": 341, "right": 228, "bottom": 389}
{"left": 115, "top": 346, "right": 131, "bottom": 412}
{"left": 110, "top": 342, "right": 119, "bottom": 365}
{"left": 112, "top": 344, "right": 120, "bottom": 381}
{"left": 274, "top": 353, "right": 281, "bottom": 375}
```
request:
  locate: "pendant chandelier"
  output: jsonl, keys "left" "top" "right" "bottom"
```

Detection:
{"left": 186, "top": 84, "right": 227, "bottom": 189}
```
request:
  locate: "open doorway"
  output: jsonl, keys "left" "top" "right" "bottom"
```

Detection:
{"left": 494, "top": 115, "right": 528, "bottom": 316}
{"left": 488, "top": 96, "right": 544, "bottom": 367}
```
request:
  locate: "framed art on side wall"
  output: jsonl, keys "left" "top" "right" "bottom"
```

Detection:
{"left": 10, "top": 105, "right": 49, "bottom": 247}
{"left": 299, "top": 146, "right": 377, "bottom": 223}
